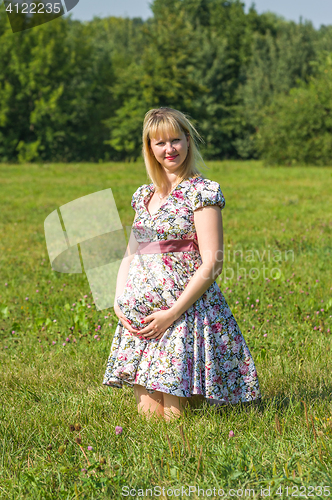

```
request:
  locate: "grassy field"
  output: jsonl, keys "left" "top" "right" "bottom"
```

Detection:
{"left": 0, "top": 161, "right": 331, "bottom": 499}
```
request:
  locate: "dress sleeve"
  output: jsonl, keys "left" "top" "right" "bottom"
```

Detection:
{"left": 131, "top": 186, "right": 144, "bottom": 212}
{"left": 191, "top": 178, "right": 226, "bottom": 211}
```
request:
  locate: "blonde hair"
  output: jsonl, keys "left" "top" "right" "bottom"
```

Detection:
{"left": 142, "top": 107, "right": 206, "bottom": 191}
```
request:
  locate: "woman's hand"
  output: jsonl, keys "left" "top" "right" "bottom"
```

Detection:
{"left": 138, "top": 309, "right": 177, "bottom": 340}
{"left": 113, "top": 303, "right": 141, "bottom": 336}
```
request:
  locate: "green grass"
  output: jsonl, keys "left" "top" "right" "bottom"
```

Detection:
{"left": 0, "top": 161, "right": 331, "bottom": 499}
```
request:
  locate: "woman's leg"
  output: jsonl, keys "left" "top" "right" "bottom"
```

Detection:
{"left": 134, "top": 384, "right": 164, "bottom": 419}
{"left": 163, "top": 393, "right": 189, "bottom": 421}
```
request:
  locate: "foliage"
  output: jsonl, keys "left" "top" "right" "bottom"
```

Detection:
{"left": 257, "top": 54, "right": 332, "bottom": 165}
{"left": 0, "top": 12, "right": 115, "bottom": 162}
{"left": 1, "top": 1, "right": 332, "bottom": 163}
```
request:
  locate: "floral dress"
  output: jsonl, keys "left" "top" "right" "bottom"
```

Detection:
{"left": 103, "top": 175, "right": 261, "bottom": 404}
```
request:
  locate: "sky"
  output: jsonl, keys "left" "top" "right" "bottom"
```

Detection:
{"left": 65, "top": 0, "right": 332, "bottom": 29}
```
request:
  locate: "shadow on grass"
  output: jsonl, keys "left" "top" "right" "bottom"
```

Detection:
{"left": 191, "top": 384, "right": 332, "bottom": 418}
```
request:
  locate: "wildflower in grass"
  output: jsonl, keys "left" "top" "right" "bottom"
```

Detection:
{"left": 267, "top": 319, "right": 269, "bottom": 322}
{"left": 97, "top": 325, "right": 101, "bottom": 330}
{"left": 321, "top": 309, "right": 324, "bottom": 312}
{"left": 104, "top": 316, "right": 108, "bottom": 319}
{"left": 235, "top": 301, "right": 239, "bottom": 304}
{"left": 263, "top": 334, "right": 267, "bottom": 337}
{"left": 36, "top": 290, "right": 39, "bottom": 293}
{"left": 115, "top": 426, "right": 123, "bottom": 435}
{"left": 279, "top": 296, "right": 282, "bottom": 299}
{"left": 316, "top": 280, "right": 319, "bottom": 283}
{"left": 81, "top": 468, "right": 87, "bottom": 473}
{"left": 251, "top": 305, "right": 254, "bottom": 308}
{"left": 62, "top": 342, "right": 66, "bottom": 346}
{"left": 94, "top": 334, "right": 99, "bottom": 339}
{"left": 53, "top": 319, "right": 56, "bottom": 323}
{"left": 52, "top": 341, "right": 56, "bottom": 345}
{"left": 12, "top": 330, "right": 15, "bottom": 334}
{"left": 87, "top": 305, "right": 91, "bottom": 308}
{"left": 87, "top": 446, "right": 93, "bottom": 451}
{"left": 4, "top": 346, "right": 8, "bottom": 349}
{"left": 256, "top": 299, "right": 259, "bottom": 303}
{"left": 328, "top": 329, "right": 330, "bottom": 333}
{"left": 72, "top": 303, "right": 76, "bottom": 307}
{"left": 25, "top": 297, "right": 29, "bottom": 300}
{"left": 84, "top": 295, "right": 88, "bottom": 298}
{"left": 252, "top": 326, "right": 255, "bottom": 329}
{"left": 66, "top": 337, "right": 70, "bottom": 342}
{"left": 229, "top": 430, "right": 234, "bottom": 438}
{"left": 314, "top": 327, "right": 317, "bottom": 330}
{"left": 255, "top": 309, "right": 258, "bottom": 312}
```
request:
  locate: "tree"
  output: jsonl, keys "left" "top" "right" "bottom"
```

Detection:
{"left": 257, "top": 54, "right": 332, "bottom": 165}
{"left": 0, "top": 12, "right": 115, "bottom": 162}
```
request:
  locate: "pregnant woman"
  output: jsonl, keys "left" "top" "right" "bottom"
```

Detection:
{"left": 103, "top": 107, "right": 261, "bottom": 420}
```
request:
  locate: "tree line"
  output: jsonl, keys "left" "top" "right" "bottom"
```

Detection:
{"left": 1, "top": 0, "right": 332, "bottom": 165}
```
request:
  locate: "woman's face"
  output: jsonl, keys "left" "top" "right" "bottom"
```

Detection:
{"left": 149, "top": 129, "right": 189, "bottom": 174}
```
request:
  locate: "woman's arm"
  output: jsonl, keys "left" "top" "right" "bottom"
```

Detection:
{"left": 139, "top": 205, "right": 223, "bottom": 338}
{"left": 169, "top": 205, "right": 223, "bottom": 321}
{"left": 113, "top": 220, "right": 141, "bottom": 335}
{"left": 114, "top": 224, "right": 140, "bottom": 307}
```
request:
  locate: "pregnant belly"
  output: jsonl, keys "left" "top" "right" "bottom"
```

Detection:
{"left": 117, "top": 278, "right": 183, "bottom": 330}
{"left": 116, "top": 255, "right": 194, "bottom": 330}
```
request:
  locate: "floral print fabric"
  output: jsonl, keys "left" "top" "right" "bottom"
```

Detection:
{"left": 103, "top": 176, "right": 261, "bottom": 404}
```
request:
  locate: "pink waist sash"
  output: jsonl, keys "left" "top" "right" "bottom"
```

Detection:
{"left": 136, "top": 239, "right": 199, "bottom": 255}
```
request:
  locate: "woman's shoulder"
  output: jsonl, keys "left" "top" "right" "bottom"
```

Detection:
{"left": 131, "top": 183, "right": 152, "bottom": 211}
{"left": 186, "top": 175, "right": 225, "bottom": 211}
{"left": 189, "top": 174, "right": 220, "bottom": 190}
